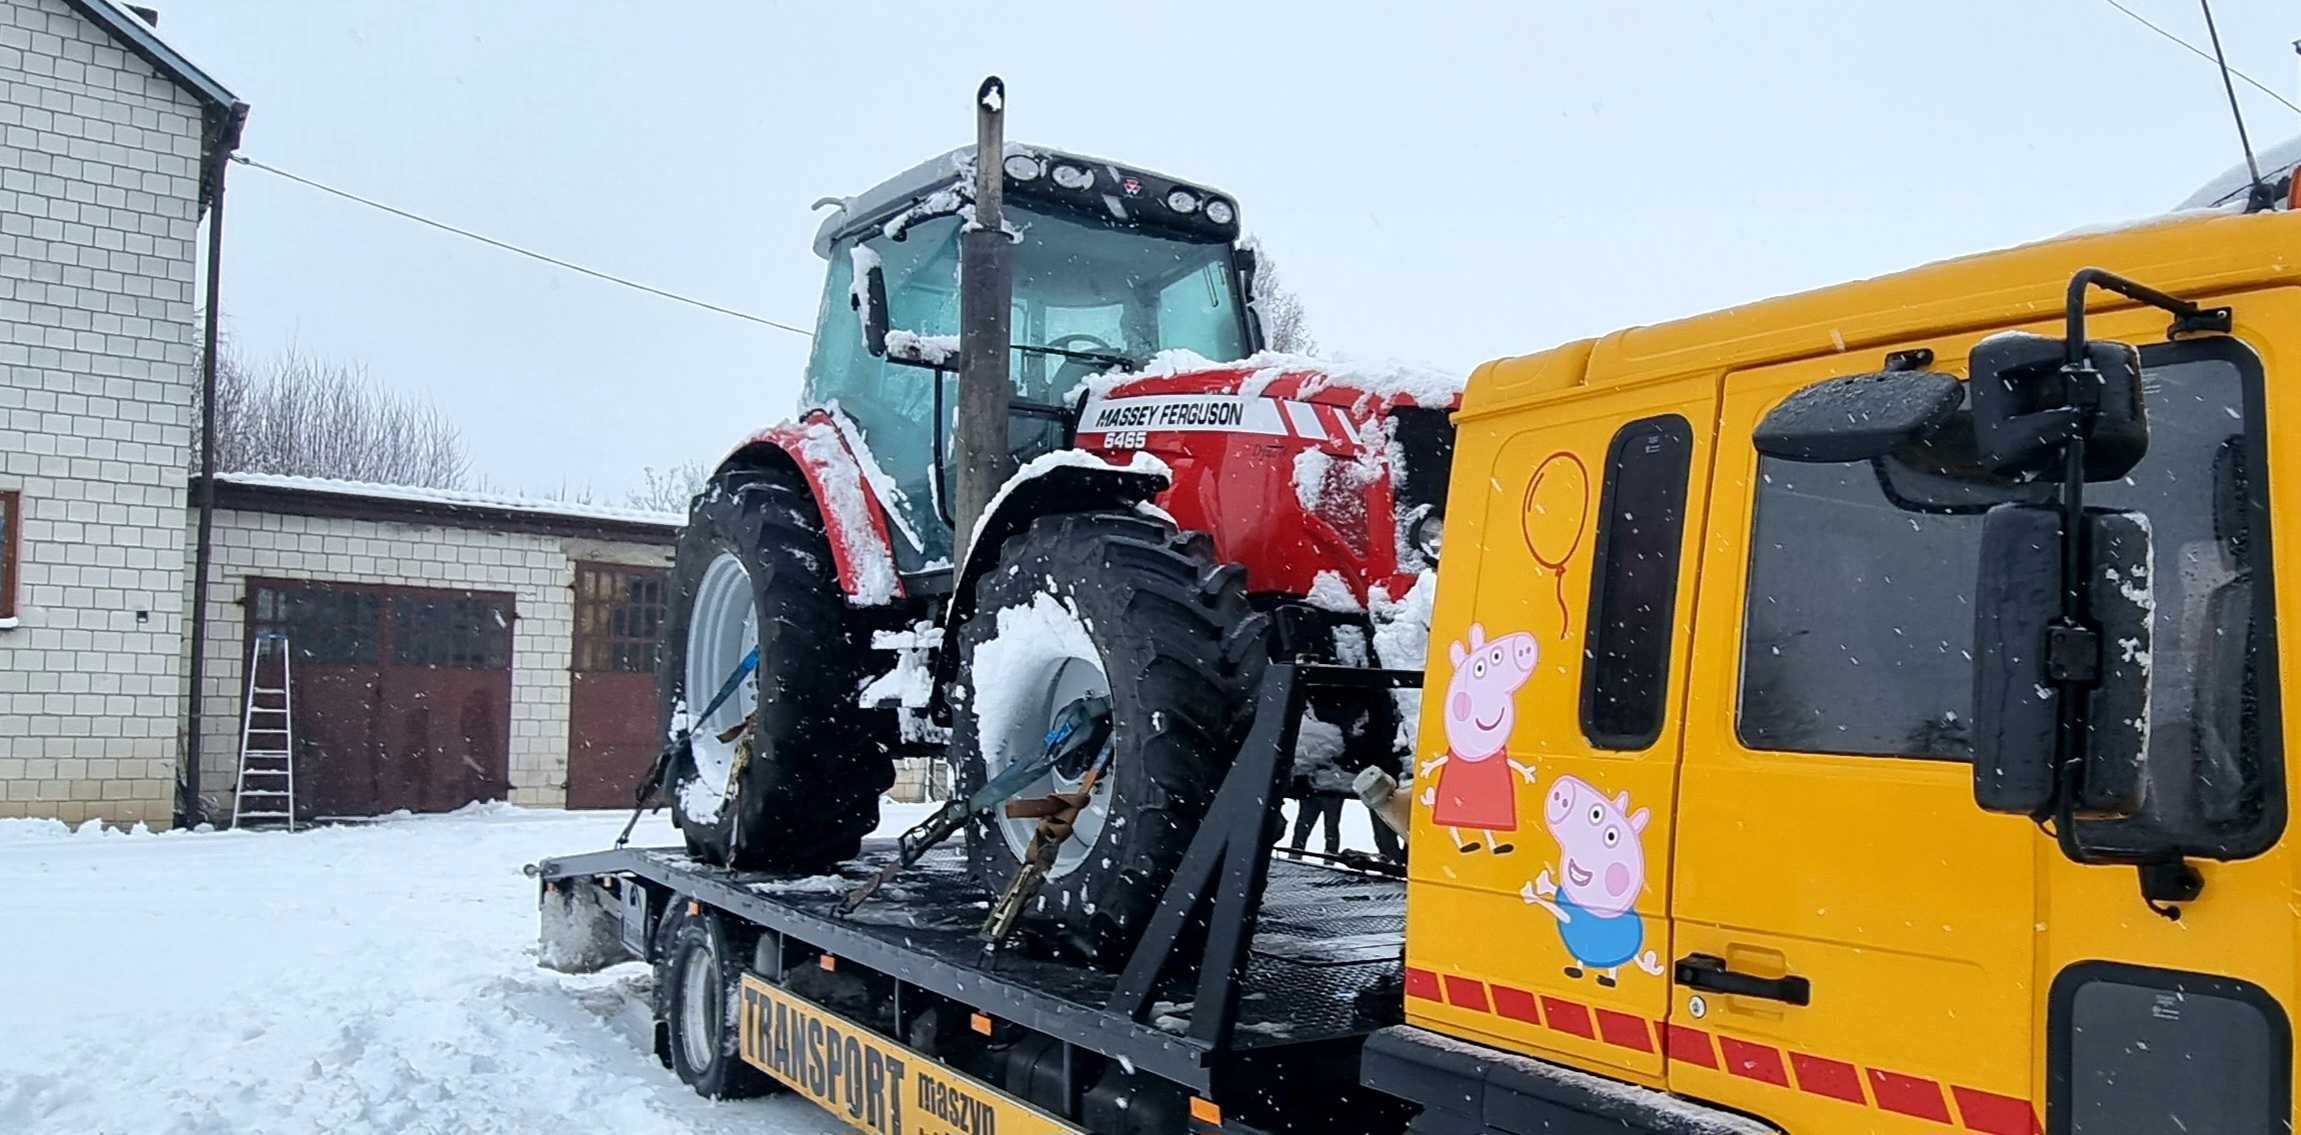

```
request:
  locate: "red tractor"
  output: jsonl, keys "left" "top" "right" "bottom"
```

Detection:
{"left": 657, "top": 79, "right": 1454, "bottom": 963}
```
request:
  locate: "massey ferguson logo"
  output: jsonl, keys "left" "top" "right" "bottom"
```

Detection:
{"left": 1088, "top": 398, "right": 1245, "bottom": 431}
{"left": 1120, "top": 176, "right": 1143, "bottom": 197}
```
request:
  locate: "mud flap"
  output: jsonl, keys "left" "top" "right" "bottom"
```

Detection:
{"left": 537, "top": 877, "right": 633, "bottom": 973}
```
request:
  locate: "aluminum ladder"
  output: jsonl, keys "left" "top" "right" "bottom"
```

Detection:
{"left": 231, "top": 630, "right": 298, "bottom": 831}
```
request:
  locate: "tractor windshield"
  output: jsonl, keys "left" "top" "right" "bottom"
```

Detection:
{"left": 804, "top": 205, "right": 1249, "bottom": 566}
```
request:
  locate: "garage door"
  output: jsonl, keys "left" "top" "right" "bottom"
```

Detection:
{"left": 565, "top": 562, "right": 668, "bottom": 809}
{"left": 246, "top": 580, "right": 515, "bottom": 818}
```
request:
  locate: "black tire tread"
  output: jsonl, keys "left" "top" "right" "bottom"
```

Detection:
{"left": 954, "top": 510, "right": 1265, "bottom": 964}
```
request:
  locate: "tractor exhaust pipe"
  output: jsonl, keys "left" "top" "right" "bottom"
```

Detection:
{"left": 954, "top": 76, "right": 1018, "bottom": 544}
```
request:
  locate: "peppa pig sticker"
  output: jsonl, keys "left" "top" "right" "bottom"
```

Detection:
{"left": 1417, "top": 624, "right": 1540, "bottom": 854}
{"left": 1520, "top": 774, "right": 1665, "bottom": 986}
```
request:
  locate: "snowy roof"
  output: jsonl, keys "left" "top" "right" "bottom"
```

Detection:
{"left": 810, "top": 142, "right": 1234, "bottom": 258}
{"left": 209, "top": 473, "right": 683, "bottom": 539}
{"left": 2178, "top": 133, "right": 2301, "bottom": 210}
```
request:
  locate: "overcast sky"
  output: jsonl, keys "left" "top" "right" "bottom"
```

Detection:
{"left": 150, "top": 0, "right": 2300, "bottom": 498}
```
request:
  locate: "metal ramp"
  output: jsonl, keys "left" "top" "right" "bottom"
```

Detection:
{"left": 231, "top": 630, "right": 297, "bottom": 830}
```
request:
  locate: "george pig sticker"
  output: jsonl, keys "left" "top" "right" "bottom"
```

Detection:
{"left": 1520, "top": 774, "right": 1665, "bottom": 985}
{"left": 1417, "top": 624, "right": 1540, "bottom": 854}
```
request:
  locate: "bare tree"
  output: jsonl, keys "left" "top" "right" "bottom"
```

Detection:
{"left": 211, "top": 345, "right": 470, "bottom": 489}
{"left": 626, "top": 460, "right": 713, "bottom": 513}
{"left": 1244, "top": 236, "right": 1317, "bottom": 355}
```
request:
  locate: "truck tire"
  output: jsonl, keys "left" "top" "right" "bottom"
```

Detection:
{"left": 658, "top": 905, "right": 776, "bottom": 1099}
{"left": 953, "top": 511, "right": 1265, "bottom": 964}
{"left": 660, "top": 464, "right": 891, "bottom": 873}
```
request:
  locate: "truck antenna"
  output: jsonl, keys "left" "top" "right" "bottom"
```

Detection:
{"left": 2198, "top": 0, "right": 2275, "bottom": 211}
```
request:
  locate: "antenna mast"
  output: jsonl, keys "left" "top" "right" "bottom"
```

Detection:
{"left": 2199, "top": 0, "right": 2274, "bottom": 211}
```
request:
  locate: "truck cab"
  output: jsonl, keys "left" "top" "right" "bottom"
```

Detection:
{"left": 1375, "top": 205, "right": 2298, "bottom": 1134}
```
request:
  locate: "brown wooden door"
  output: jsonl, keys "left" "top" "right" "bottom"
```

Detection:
{"left": 247, "top": 580, "right": 514, "bottom": 818}
{"left": 248, "top": 583, "right": 384, "bottom": 818}
{"left": 565, "top": 562, "right": 669, "bottom": 809}
{"left": 380, "top": 592, "right": 515, "bottom": 812}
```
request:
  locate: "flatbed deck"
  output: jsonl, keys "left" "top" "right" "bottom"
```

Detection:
{"left": 535, "top": 837, "right": 1406, "bottom": 1093}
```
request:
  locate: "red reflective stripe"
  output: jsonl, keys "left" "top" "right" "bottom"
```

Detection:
{"left": 1403, "top": 967, "right": 1443, "bottom": 1001}
{"left": 1540, "top": 997, "right": 1595, "bottom": 1039}
{"left": 1489, "top": 984, "right": 1543, "bottom": 1025}
{"left": 1716, "top": 1037, "right": 1790, "bottom": 1088}
{"left": 1951, "top": 1086, "right": 2041, "bottom": 1135}
{"left": 1442, "top": 976, "right": 1490, "bottom": 1012}
{"left": 1787, "top": 1052, "right": 1865, "bottom": 1104}
{"left": 1663, "top": 1023, "right": 1718, "bottom": 1069}
{"left": 1594, "top": 1008, "right": 1654, "bottom": 1052}
{"left": 1867, "top": 1068, "right": 1953, "bottom": 1123}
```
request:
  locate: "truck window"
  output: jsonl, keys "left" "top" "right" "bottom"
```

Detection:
{"left": 1581, "top": 415, "right": 1694, "bottom": 750}
{"left": 1736, "top": 340, "right": 2281, "bottom": 855}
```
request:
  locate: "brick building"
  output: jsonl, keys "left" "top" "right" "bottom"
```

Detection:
{"left": 0, "top": 0, "right": 242, "bottom": 826}
{"left": 186, "top": 475, "right": 676, "bottom": 822}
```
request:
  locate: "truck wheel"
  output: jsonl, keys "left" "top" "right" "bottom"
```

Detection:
{"left": 954, "top": 511, "right": 1265, "bottom": 964}
{"left": 659, "top": 906, "right": 775, "bottom": 1099}
{"left": 660, "top": 464, "right": 891, "bottom": 872}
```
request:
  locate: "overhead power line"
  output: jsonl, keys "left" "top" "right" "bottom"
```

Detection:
{"left": 228, "top": 154, "right": 815, "bottom": 338}
{"left": 2100, "top": 0, "right": 2301, "bottom": 117}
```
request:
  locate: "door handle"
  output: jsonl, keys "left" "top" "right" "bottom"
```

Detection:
{"left": 1674, "top": 953, "right": 1811, "bottom": 1006}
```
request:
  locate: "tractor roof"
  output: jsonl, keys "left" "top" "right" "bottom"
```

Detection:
{"left": 1463, "top": 207, "right": 2301, "bottom": 420}
{"left": 810, "top": 143, "right": 1231, "bottom": 258}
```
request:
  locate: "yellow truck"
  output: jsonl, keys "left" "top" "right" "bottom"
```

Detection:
{"left": 540, "top": 194, "right": 2295, "bottom": 1133}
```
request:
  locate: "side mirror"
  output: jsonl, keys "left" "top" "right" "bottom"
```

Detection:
{"left": 1753, "top": 371, "right": 1963, "bottom": 463}
{"left": 1972, "top": 504, "right": 2151, "bottom": 817}
{"left": 850, "top": 249, "right": 891, "bottom": 359}
{"left": 1968, "top": 332, "right": 2147, "bottom": 482}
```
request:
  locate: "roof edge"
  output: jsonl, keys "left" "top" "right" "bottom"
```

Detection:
{"left": 195, "top": 476, "right": 681, "bottom": 546}
{"left": 60, "top": 0, "right": 240, "bottom": 117}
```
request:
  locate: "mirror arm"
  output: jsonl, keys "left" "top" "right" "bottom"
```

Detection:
{"left": 2065, "top": 267, "right": 2232, "bottom": 350}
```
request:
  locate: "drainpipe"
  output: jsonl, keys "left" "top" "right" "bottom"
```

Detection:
{"left": 180, "top": 101, "right": 248, "bottom": 830}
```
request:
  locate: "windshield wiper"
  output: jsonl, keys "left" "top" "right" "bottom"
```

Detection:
{"left": 1012, "top": 342, "right": 1136, "bottom": 371}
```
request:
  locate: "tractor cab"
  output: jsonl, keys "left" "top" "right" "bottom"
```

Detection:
{"left": 803, "top": 144, "right": 1257, "bottom": 568}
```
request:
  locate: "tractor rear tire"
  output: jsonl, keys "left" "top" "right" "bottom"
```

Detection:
{"left": 660, "top": 463, "right": 891, "bottom": 873}
{"left": 953, "top": 510, "right": 1265, "bottom": 965}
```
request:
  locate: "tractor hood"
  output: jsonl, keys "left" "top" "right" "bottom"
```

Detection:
{"left": 1073, "top": 350, "right": 1464, "bottom": 418}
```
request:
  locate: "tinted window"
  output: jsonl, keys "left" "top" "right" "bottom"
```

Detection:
{"left": 1582, "top": 416, "right": 1694, "bottom": 749}
{"left": 1737, "top": 344, "right": 2279, "bottom": 853}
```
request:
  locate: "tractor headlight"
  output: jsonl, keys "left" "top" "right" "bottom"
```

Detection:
{"left": 1051, "top": 163, "right": 1094, "bottom": 190}
{"left": 1164, "top": 188, "right": 1199, "bottom": 214}
{"left": 1411, "top": 511, "right": 1445, "bottom": 562}
{"left": 1003, "top": 154, "right": 1043, "bottom": 181}
{"left": 1203, "top": 198, "right": 1235, "bottom": 225}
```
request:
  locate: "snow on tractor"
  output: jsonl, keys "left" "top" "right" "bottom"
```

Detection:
{"left": 651, "top": 78, "right": 1457, "bottom": 964}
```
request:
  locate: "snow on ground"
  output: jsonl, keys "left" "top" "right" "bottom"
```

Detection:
{"left": 0, "top": 795, "right": 1391, "bottom": 1134}
{"left": 0, "top": 806, "right": 848, "bottom": 1135}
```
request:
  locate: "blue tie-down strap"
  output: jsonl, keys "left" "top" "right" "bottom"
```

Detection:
{"left": 618, "top": 647, "right": 762, "bottom": 846}
{"left": 695, "top": 647, "right": 761, "bottom": 725}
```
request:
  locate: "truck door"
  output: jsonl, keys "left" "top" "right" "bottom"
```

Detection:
{"left": 1667, "top": 342, "right": 2043, "bottom": 1133}
{"left": 1404, "top": 371, "right": 1714, "bottom": 1087}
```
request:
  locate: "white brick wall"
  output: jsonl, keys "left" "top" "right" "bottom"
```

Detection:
{"left": 191, "top": 507, "right": 672, "bottom": 817}
{"left": 0, "top": 0, "right": 207, "bottom": 826}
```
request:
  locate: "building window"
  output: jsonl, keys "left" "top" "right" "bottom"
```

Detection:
{"left": 1580, "top": 416, "right": 1695, "bottom": 749}
{"left": 0, "top": 490, "right": 19, "bottom": 621}
{"left": 392, "top": 595, "right": 514, "bottom": 670}
{"left": 573, "top": 562, "right": 668, "bottom": 674}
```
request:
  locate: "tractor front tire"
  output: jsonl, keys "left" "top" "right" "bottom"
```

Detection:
{"left": 953, "top": 511, "right": 1265, "bottom": 965}
{"left": 660, "top": 463, "right": 891, "bottom": 873}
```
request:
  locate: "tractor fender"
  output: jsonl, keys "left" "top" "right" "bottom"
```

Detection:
{"left": 724, "top": 410, "right": 906, "bottom": 605}
{"left": 931, "top": 451, "right": 1173, "bottom": 703}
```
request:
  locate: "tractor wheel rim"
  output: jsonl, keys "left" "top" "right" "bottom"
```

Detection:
{"left": 685, "top": 551, "right": 757, "bottom": 811}
{"left": 679, "top": 941, "right": 718, "bottom": 1071}
{"left": 987, "top": 652, "right": 1112, "bottom": 881}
